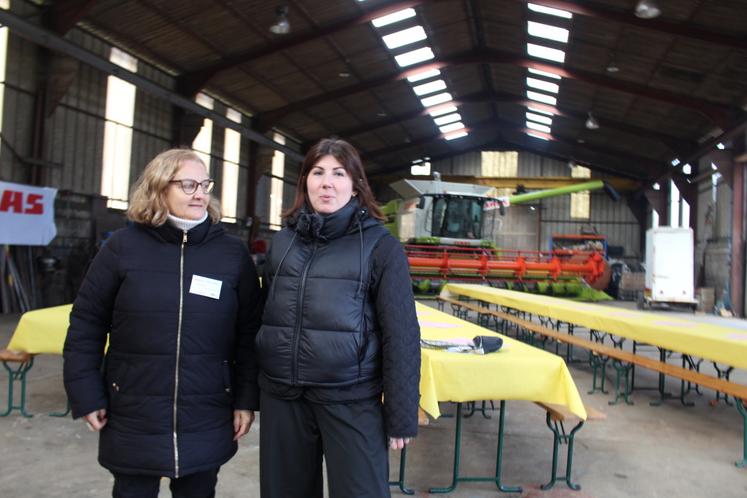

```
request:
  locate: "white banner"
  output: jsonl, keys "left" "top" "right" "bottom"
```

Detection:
{"left": 0, "top": 181, "right": 58, "bottom": 245}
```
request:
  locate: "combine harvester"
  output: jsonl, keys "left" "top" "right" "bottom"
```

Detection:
{"left": 382, "top": 174, "right": 617, "bottom": 300}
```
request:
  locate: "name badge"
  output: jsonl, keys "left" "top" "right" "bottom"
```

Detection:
{"left": 189, "top": 275, "right": 222, "bottom": 300}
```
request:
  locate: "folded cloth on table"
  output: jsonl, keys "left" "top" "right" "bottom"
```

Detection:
{"left": 420, "top": 335, "right": 503, "bottom": 354}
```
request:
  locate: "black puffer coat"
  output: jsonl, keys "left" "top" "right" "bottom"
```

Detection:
{"left": 63, "top": 219, "right": 262, "bottom": 478}
{"left": 257, "top": 199, "right": 421, "bottom": 437}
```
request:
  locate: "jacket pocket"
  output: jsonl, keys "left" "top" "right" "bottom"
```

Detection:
{"left": 222, "top": 360, "right": 233, "bottom": 395}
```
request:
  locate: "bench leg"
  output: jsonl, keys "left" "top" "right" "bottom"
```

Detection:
{"left": 388, "top": 446, "right": 414, "bottom": 495}
{"left": 49, "top": 398, "right": 72, "bottom": 417}
{"left": 609, "top": 361, "right": 634, "bottom": 406}
{"left": 711, "top": 363, "right": 734, "bottom": 407}
{"left": 588, "top": 355, "right": 609, "bottom": 395}
{"left": 464, "top": 400, "right": 494, "bottom": 419}
{"left": 541, "top": 413, "right": 585, "bottom": 490}
{"left": 1, "top": 358, "right": 34, "bottom": 418}
{"left": 736, "top": 400, "right": 747, "bottom": 468}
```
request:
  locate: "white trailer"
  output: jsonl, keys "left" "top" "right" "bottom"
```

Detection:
{"left": 641, "top": 227, "right": 697, "bottom": 310}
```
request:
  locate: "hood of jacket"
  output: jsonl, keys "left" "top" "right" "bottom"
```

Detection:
{"left": 286, "top": 198, "right": 379, "bottom": 242}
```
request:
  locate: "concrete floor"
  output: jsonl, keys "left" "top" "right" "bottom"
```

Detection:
{"left": 2, "top": 302, "right": 747, "bottom": 498}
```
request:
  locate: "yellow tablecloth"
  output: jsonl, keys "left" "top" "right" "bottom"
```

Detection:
{"left": 416, "top": 302, "right": 586, "bottom": 420}
{"left": 441, "top": 283, "right": 747, "bottom": 370}
{"left": 6, "top": 304, "right": 72, "bottom": 355}
{"left": 7, "top": 301, "right": 588, "bottom": 421}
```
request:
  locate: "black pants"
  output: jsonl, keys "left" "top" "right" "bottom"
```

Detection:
{"left": 111, "top": 468, "right": 219, "bottom": 498}
{"left": 259, "top": 392, "right": 390, "bottom": 498}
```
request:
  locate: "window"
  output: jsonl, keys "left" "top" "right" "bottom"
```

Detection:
{"left": 394, "top": 47, "right": 434, "bottom": 67}
{"left": 481, "top": 151, "right": 518, "bottom": 177}
{"left": 101, "top": 48, "right": 137, "bottom": 209}
{"left": 372, "top": 8, "right": 416, "bottom": 28}
{"left": 382, "top": 26, "right": 427, "bottom": 49}
{"left": 669, "top": 179, "right": 689, "bottom": 227}
{"left": 192, "top": 93, "right": 214, "bottom": 173}
{"left": 411, "top": 159, "right": 431, "bottom": 176}
{"left": 269, "top": 133, "right": 286, "bottom": 230}
{"left": 221, "top": 108, "right": 241, "bottom": 222}
{"left": 570, "top": 165, "right": 591, "bottom": 219}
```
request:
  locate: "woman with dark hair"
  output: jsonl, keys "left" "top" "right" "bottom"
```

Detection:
{"left": 256, "top": 137, "right": 421, "bottom": 497}
{"left": 63, "top": 149, "right": 262, "bottom": 498}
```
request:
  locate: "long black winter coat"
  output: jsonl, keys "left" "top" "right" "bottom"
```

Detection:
{"left": 63, "top": 219, "right": 262, "bottom": 478}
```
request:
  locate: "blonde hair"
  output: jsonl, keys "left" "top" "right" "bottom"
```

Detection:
{"left": 127, "top": 148, "right": 221, "bottom": 226}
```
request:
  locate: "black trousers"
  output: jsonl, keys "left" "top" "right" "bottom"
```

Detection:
{"left": 259, "top": 391, "right": 390, "bottom": 498}
{"left": 111, "top": 468, "right": 219, "bottom": 498}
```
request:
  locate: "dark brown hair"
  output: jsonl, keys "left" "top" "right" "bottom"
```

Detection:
{"left": 283, "top": 137, "right": 384, "bottom": 221}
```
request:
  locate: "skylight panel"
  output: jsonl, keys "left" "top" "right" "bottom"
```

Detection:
{"left": 526, "top": 112, "right": 552, "bottom": 125}
{"left": 527, "top": 131, "right": 550, "bottom": 140}
{"left": 526, "top": 77, "right": 559, "bottom": 93}
{"left": 372, "top": 8, "right": 416, "bottom": 28}
{"left": 444, "top": 130, "right": 468, "bottom": 140}
{"left": 395, "top": 46, "right": 434, "bottom": 67}
{"left": 427, "top": 104, "right": 458, "bottom": 117}
{"left": 439, "top": 122, "right": 465, "bottom": 133}
{"left": 420, "top": 92, "right": 452, "bottom": 107}
{"left": 526, "top": 121, "right": 551, "bottom": 133}
{"left": 527, "top": 90, "right": 557, "bottom": 105}
{"left": 413, "top": 79, "right": 447, "bottom": 96}
{"left": 407, "top": 68, "right": 441, "bottom": 83}
{"left": 382, "top": 26, "right": 427, "bottom": 49}
{"left": 527, "top": 43, "right": 565, "bottom": 63}
{"left": 433, "top": 113, "right": 462, "bottom": 126}
{"left": 527, "top": 21, "right": 569, "bottom": 43}
{"left": 527, "top": 3, "right": 573, "bottom": 19}
{"left": 528, "top": 67, "right": 561, "bottom": 80}
{"left": 527, "top": 106, "right": 553, "bottom": 116}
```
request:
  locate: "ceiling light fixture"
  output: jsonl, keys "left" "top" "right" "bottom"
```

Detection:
{"left": 634, "top": 0, "right": 661, "bottom": 19}
{"left": 269, "top": 5, "right": 291, "bottom": 34}
{"left": 606, "top": 57, "right": 620, "bottom": 73}
{"left": 585, "top": 112, "right": 599, "bottom": 130}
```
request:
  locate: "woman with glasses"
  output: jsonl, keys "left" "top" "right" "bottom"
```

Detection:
{"left": 256, "top": 138, "right": 421, "bottom": 498}
{"left": 63, "top": 148, "right": 262, "bottom": 498}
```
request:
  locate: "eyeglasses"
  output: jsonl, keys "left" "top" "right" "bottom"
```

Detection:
{"left": 169, "top": 178, "right": 215, "bottom": 195}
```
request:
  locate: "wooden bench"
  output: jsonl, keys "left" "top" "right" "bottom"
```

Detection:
{"left": 535, "top": 401, "right": 606, "bottom": 490}
{"left": 0, "top": 348, "right": 34, "bottom": 418}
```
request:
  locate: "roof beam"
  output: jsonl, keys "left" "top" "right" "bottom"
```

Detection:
{"left": 0, "top": 8, "right": 304, "bottom": 162}
{"left": 364, "top": 118, "right": 666, "bottom": 179}
{"left": 175, "top": 0, "right": 431, "bottom": 96}
{"left": 331, "top": 89, "right": 698, "bottom": 155}
{"left": 255, "top": 48, "right": 737, "bottom": 130}
{"left": 367, "top": 130, "right": 649, "bottom": 181}
{"left": 373, "top": 174, "right": 641, "bottom": 191}
{"left": 517, "top": 0, "right": 747, "bottom": 50}
{"left": 43, "top": 0, "right": 98, "bottom": 35}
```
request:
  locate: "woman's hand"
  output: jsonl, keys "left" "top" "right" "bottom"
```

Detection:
{"left": 388, "top": 437, "right": 411, "bottom": 450}
{"left": 233, "top": 409, "right": 255, "bottom": 441}
{"left": 83, "top": 409, "right": 108, "bottom": 431}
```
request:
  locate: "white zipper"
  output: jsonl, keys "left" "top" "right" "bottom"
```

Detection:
{"left": 173, "top": 230, "right": 187, "bottom": 477}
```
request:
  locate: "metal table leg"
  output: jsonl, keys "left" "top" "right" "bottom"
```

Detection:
{"left": 388, "top": 446, "right": 414, "bottom": 495}
{"left": 429, "top": 401, "right": 522, "bottom": 494}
